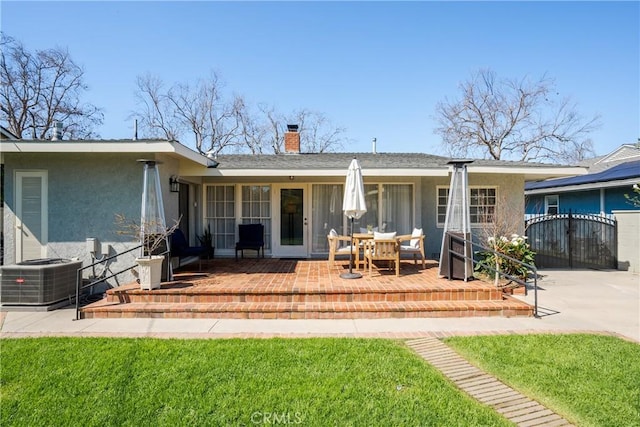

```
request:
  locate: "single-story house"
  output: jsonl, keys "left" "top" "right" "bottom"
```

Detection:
{"left": 525, "top": 143, "right": 640, "bottom": 215}
{"left": 1, "top": 127, "right": 584, "bottom": 284}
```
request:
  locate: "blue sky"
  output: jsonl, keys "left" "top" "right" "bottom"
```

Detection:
{"left": 2, "top": 1, "right": 638, "bottom": 157}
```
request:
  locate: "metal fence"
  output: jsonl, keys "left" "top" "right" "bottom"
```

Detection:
{"left": 74, "top": 243, "right": 145, "bottom": 320}
{"left": 445, "top": 233, "right": 539, "bottom": 317}
{"left": 525, "top": 211, "right": 617, "bottom": 269}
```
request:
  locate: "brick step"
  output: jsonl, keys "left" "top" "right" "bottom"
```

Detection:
{"left": 105, "top": 285, "right": 505, "bottom": 304}
{"left": 80, "top": 299, "right": 533, "bottom": 319}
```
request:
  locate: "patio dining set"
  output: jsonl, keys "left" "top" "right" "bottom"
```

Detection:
{"left": 327, "top": 228, "right": 426, "bottom": 277}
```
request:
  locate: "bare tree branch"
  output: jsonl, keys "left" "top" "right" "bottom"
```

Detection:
{"left": 0, "top": 33, "right": 103, "bottom": 139}
{"left": 130, "top": 71, "right": 346, "bottom": 154}
{"left": 131, "top": 71, "right": 244, "bottom": 154}
{"left": 130, "top": 74, "right": 180, "bottom": 140}
{"left": 434, "top": 68, "right": 600, "bottom": 163}
{"left": 296, "top": 109, "right": 345, "bottom": 153}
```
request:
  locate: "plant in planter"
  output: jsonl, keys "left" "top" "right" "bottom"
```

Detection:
{"left": 197, "top": 224, "right": 215, "bottom": 259}
{"left": 475, "top": 234, "right": 536, "bottom": 288}
{"left": 115, "top": 214, "right": 181, "bottom": 290}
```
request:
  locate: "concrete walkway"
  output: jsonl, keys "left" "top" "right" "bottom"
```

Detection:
{"left": 1, "top": 269, "right": 638, "bottom": 342}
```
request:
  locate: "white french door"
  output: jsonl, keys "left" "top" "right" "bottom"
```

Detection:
{"left": 272, "top": 184, "right": 309, "bottom": 258}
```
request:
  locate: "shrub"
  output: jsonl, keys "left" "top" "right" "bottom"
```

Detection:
{"left": 475, "top": 234, "right": 535, "bottom": 282}
{"left": 623, "top": 182, "right": 640, "bottom": 207}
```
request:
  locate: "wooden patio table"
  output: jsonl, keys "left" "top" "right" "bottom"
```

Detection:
{"left": 352, "top": 233, "right": 373, "bottom": 270}
{"left": 352, "top": 232, "right": 378, "bottom": 271}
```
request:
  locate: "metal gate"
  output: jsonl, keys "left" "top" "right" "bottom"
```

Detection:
{"left": 525, "top": 212, "right": 617, "bottom": 269}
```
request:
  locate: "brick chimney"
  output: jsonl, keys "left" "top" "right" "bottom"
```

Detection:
{"left": 284, "top": 124, "right": 300, "bottom": 154}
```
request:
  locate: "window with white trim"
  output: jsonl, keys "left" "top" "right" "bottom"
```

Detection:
{"left": 241, "top": 185, "right": 271, "bottom": 250}
{"left": 437, "top": 187, "right": 497, "bottom": 225}
{"left": 545, "top": 195, "right": 559, "bottom": 215}
{"left": 311, "top": 184, "right": 344, "bottom": 252}
{"left": 205, "top": 185, "right": 235, "bottom": 249}
{"left": 358, "top": 183, "right": 414, "bottom": 234}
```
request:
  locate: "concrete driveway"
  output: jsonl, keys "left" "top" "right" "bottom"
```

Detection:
{"left": 516, "top": 268, "right": 640, "bottom": 342}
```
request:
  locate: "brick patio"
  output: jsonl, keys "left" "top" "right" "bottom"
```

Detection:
{"left": 80, "top": 258, "right": 533, "bottom": 319}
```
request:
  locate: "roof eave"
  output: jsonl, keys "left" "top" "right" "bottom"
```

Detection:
{"left": 525, "top": 177, "right": 639, "bottom": 195}
{"left": 467, "top": 165, "right": 588, "bottom": 180}
{"left": 182, "top": 168, "right": 451, "bottom": 177}
{"left": 0, "top": 140, "right": 209, "bottom": 166}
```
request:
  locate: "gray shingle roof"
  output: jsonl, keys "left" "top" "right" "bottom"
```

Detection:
{"left": 213, "top": 152, "right": 564, "bottom": 170}
{"left": 4, "top": 138, "right": 575, "bottom": 171}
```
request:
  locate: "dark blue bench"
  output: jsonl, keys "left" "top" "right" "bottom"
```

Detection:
{"left": 235, "top": 224, "right": 265, "bottom": 260}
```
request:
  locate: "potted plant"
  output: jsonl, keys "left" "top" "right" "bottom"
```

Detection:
{"left": 197, "top": 224, "right": 215, "bottom": 259}
{"left": 115, "top": 214, "right": 181, "bottom": 290}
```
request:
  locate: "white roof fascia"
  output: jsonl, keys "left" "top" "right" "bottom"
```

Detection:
{"left": 525, "top": 177, "right": 639, "bottom": 195}
{"left": 465, "top": 165, "right": 587, "bottom": 176}
{"left": 184, "top": 168, "right": 450, "bottom": 177}
{"left": 363, "top": 169, "right": 449, "bottom": 177}
{"left": 1, "top": 141, "right": 174, "bottom": 153}
{"left": 0, "top": 140, "right": 209, "bottom": 166}
{"left": 182, "top": 165, "right": 582, "bottom": 179}
{"left": 170, "top": 142, "right": 208, "bottom": 166}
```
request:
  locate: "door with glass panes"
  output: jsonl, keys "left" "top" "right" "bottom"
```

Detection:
{"left": 272, "top": 184, "right": 308, "bottom": 257}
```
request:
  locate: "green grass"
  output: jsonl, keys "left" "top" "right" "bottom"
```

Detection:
{"left": 445, "top": 334, "right": 640, "bottom": 427}
{"left": 1, "top": 338, "right": 511, "bottom": 427}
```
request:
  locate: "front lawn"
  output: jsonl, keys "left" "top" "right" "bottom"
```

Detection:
{"left": 1, "top": 338, "right": 510, "bottom": 426}
{"left": 445, "top": 334, "right": 640, "bottom": 427}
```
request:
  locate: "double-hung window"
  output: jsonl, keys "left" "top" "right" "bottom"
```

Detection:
{"left": 545, "top": 195, "right": 559, "bottom": 215}
{"left": 205, "top": 185, "right": 235, "bottom": 249}
{"left": 241, "top": 185, "right": 271, "bottom": 249}
{"left": 437, "top": 187, "right": 497, "bottom": 226}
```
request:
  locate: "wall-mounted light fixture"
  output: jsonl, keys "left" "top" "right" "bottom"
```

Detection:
{"left": 169, "top": 175, "right": 180, "bottom": 192}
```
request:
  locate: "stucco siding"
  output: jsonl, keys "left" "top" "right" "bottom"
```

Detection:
{"left": 421, "top": 173, "right": 525, "bottom": 260}
{"left": 613, "top": 210, "right": 640, "bottom": 273}
{"left": 2, "top": 153, "right": 181, "bottom": 288}
{"left": 3, "top": 150, "right": 530, "bottom": 281}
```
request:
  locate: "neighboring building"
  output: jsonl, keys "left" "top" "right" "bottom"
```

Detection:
{"left": 1, "top": 128, "right": 583, "bottom": 285}
{"left": 525, "top": 143, "right": 640, "bottom": 215}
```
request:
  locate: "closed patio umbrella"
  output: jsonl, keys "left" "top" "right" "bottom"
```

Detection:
{"left": 341, "top": 158, "right": 367, "bottom": 279}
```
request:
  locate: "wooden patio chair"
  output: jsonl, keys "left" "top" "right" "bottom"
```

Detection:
{"left": 397, "top": 228, "right": 426, "bottom": 269}
{"left": 363, "top": 237, "right": 400, "bottom": 277}
{"left": 327, "top": 229, "right": 357, "bottom": 265}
